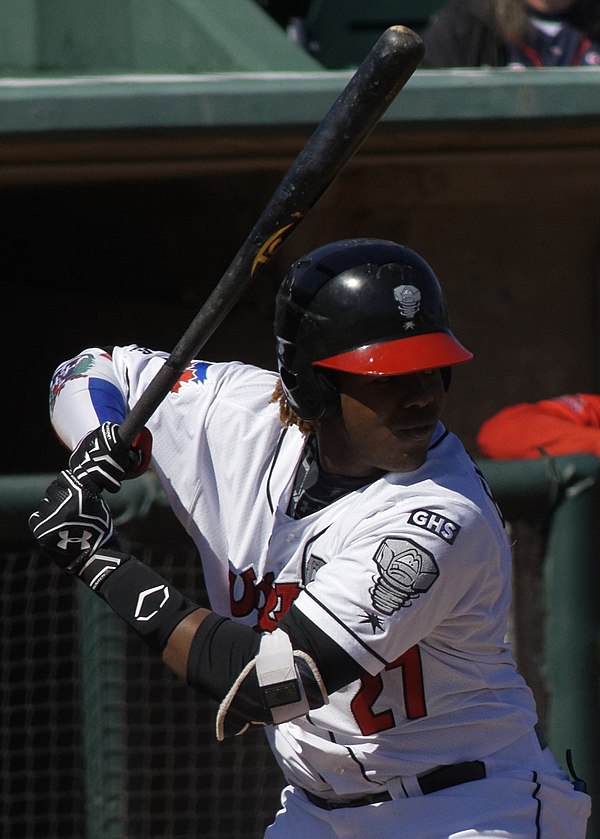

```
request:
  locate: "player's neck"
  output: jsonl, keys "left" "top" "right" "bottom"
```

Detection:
{"left": 315, "top": 432, "right": 386, "bottom": 481}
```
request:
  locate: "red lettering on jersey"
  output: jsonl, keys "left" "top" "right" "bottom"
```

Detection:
{"left": 350, "top": 645, "right": 427, "bottom": 735}
{"left": 254, "top": 572, "right": 277, "bottom": 614}
{"left": 396, "top": 645, "right": 427, "bottom": 719}
{"left": 350, "top": 671, "right": 394, "bottom": 734}
{"left": 229, "top": 569, "right": 301, "bottom": 629}
{"left": 229, "top": 568, "right": 258, "bottom": 617}
{"left": 256, "top": 582, "right": 302, "bottom": 632}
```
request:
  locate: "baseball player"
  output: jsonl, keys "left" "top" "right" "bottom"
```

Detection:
{"left": 29, "top": 239, "right": 590, "bottom": 838}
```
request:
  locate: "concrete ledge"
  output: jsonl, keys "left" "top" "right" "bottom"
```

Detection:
{"left": 2, "top": 68, "right": 600, "bottom": 135}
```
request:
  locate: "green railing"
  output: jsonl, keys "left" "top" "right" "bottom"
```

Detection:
{"left": 482, "top": 455, "right": 600, "bottom": 839}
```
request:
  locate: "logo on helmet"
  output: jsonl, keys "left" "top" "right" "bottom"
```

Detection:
{"left": 393, "top": 285, "right": 421, "bottom": 330}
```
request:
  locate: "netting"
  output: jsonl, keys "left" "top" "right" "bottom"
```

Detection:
{"left": 1, "top": 549, "right": 85, "bottom": 839}
{"left": 121, "top": 539, "right": 284, "bottom": 839}
{"left": 1, "top": 518, "right": 284, "bottom": 839}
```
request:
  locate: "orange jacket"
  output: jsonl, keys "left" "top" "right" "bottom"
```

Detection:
{"left": 477, "top": 394, "right": 600, "bottom": 460}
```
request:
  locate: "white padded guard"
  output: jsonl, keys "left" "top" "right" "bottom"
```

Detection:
{"left": 256, "top": 628, "right": 309, "bottom": 724}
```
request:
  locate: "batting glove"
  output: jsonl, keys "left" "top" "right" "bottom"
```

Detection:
{"left": 28, "top": 470, "right": 114, "bottom": 575}
{"left": 69, "top": 422, "right": 152, "bottom": 493}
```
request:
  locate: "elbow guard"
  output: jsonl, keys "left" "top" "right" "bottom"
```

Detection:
{"left": 215, "top": 628, "right": 328, "bottom": 741}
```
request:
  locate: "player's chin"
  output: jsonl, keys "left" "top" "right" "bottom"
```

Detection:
{"left": 383, "top": 426, "right": 436, "bottom": 471}
{"left": 395, "top": 421, "right": 438, "bottom": 442}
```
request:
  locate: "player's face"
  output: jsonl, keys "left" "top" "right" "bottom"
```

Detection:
{"left": 317, "top": 369, "right": 446, "bottom": 477}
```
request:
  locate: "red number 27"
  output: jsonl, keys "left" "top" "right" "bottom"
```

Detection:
{"left": 350, "top": 645, "right": 427, "bottom": 735}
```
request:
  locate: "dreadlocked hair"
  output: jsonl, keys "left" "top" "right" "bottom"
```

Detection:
{"left": 270, "top": 379, "right": 317, "bottom": 436}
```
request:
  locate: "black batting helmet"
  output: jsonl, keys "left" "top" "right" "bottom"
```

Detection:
{"left": 274, "top": 238, "right": 472, "bottom": 420}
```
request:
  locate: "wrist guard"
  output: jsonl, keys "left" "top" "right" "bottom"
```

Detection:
{"left": 81, "top": 548, "right": 199, "bottom": 653}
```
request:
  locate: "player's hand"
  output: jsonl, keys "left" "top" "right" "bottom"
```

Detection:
{"left": 69, "top": 421, "right": 152, "bottom": 493}
{"left": 28, "top": 470, "right": 114, "bottom": 575}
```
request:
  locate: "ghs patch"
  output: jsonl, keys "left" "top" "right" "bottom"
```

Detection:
{"left": 408, "top": 509, "right": 461, "bottom": 544}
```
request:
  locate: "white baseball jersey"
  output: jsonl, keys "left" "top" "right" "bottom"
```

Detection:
{"left": 49, "top": 345, "right": 590, "bottom": 835}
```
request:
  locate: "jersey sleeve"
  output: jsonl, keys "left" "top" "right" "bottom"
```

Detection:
{"left": 49, "top": 344, "right": 177, "bottom": 450}
{"left": 477, "top": 394, "right": 600, "bottom": 459}
{"left": 290, "top": 499, "right": 503, "bottom": 676}
{"left": 50, "top": 348, "right": 131, "bottom": 450}
{"left": 49, "top": 342, "right": 214, "bottom": 446}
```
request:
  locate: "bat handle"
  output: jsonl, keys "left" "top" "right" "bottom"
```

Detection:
{"left": 118, "top": 265, "right": 244, "bottom": 446}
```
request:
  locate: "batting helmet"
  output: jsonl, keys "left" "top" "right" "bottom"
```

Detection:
{"left": 274, "top": 238, "right": 472, "bottom": 420}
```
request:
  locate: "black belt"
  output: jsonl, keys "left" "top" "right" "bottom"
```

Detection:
{"left": 302, "top": 760, "right": 486, "bottom": 810}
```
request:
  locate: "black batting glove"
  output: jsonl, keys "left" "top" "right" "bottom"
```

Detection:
{"left": 29, "top": 473, "right": 199, "bottom": 654}
{"left": 69, "top": 422, "right": 152, "bottom": 493}
{"left": 28, "top": 470, "right": 114, "bottom": 575}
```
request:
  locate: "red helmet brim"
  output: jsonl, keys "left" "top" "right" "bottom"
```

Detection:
{"left": 314, "top": 331, "right": 473, "bottom": 376}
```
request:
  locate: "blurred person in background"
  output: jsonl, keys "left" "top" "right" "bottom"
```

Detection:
{"left": 421, "top": 0, "right": 600, "bottom": 68}
{"left": 477, "top": 392, "right": 600, "bottom": 460}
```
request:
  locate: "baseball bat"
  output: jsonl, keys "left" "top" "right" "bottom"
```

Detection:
{"left": 118, "top": 25, "right": 424, "bottom": 446}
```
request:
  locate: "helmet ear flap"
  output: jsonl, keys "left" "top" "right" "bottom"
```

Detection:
{"left": 279, "top": 364, "right": 339, "bottom": 421}
{"left": 314, "top": 368, "right": 339, "bottom": 418}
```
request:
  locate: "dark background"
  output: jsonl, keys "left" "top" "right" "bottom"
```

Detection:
{"left": 6, "top": 119, "right": 600, "bottom": 476}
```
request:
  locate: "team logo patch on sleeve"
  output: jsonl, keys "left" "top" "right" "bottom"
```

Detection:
{"left": 370, "top": 537, "right": 439, "bottom": 615}
{"left": 49, "top": 353, "right": 97, "bottom": 410}
{"left": 171, "top": 361, "right": 211, "bottom": 393}
{"left": 408, "top": 509, "right": 461, "bottom": 544}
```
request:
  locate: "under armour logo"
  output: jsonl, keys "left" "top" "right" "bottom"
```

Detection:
{"left": 57, "top": 529, "right": 92, "bottom": 551}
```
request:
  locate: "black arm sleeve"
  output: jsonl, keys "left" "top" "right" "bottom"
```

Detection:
{"left": 186, "top": 612, "right": 328, "bottom": 726}
{"left": 92, "top": 550, "right": 365, "bottom": 733}
{"left": 279, "top": 604, "right": 365, "bottom": 694}
{"left": 185, "top": 603, "right": 366, "bottom": 731}
{"left": 186, "top": 613, "right": 261, "bottom": 704}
